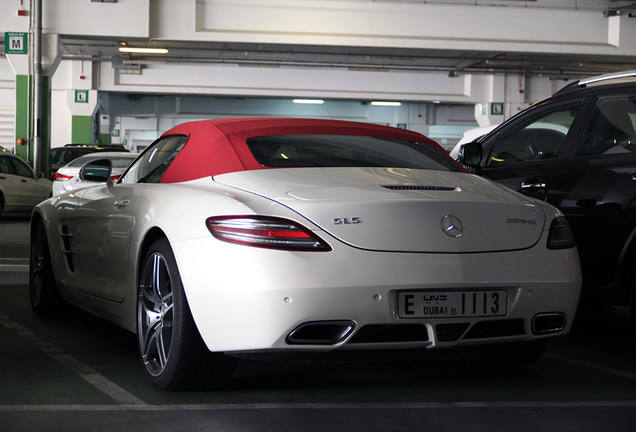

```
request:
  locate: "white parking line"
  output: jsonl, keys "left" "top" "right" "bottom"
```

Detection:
{"left": 0, "top": 400, "right": 635, "bottom": 411}
{"left": 0, "top": 312, "right": 147, "bottom": 406}
{"left": 2, "top": 309, "right": 635, "bottom": 410}
{"left": 0, "top": 266, "right": 29, "bottom": 285}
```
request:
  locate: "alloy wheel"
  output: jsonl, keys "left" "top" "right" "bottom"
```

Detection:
{"left": 137, "top": 252, "right": 175, "bottom": 377}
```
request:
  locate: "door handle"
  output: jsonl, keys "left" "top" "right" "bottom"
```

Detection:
{"left": 521, "top": 180, "right": 547, "bottom": 191}
{"left": 0, "top": 176, "right": 5, "bottom": 180}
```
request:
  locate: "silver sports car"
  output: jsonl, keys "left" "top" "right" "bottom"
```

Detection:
{"left": 30, "top": 118, "right": 581, "bottom": 390}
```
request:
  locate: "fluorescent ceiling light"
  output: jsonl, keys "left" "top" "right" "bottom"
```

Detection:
{"left": 119, "top": 47, "right": 169, "bottom": 54}
{"left": 293, "top": 99, "right": 324, "bottom": 104}
{"left": 371, "top": 101, "right": 401, "bottom": 107}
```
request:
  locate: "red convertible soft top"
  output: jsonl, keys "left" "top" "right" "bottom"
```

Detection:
{"left": 159, "top": 117, "right": 453, "bottom": 183}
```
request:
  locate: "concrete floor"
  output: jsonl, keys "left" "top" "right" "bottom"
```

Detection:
{"left": 1, "top": 215, "right": 635, "bottom": 431}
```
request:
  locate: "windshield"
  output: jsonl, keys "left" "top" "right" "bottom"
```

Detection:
{"left": 246, "top": 135, "right": 460, "bottom": 171}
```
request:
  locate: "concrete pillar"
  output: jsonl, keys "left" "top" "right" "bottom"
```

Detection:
{"left": 66, "top": 88, "right": 99, "bottom": 144}
{"left": 69, "top": 60, "right": 98, "bottom": 144}
{"left": 6, "top": 53, "right": 51, "bottom": 177}
{"left": 51, "top": 61, "right": 99, "bottom": 148}
{"left": 474, "top": 73, "right": 530, "bottom": 127}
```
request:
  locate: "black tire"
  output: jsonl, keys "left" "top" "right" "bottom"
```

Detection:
{"left": 461, "top": 339, "right": 550, "bottom": 370}
{"left": 30, "top": 219, "right": 64, "bottom": 317}
{"left": 0, "top": 194, "right": 4, "bottom": 218}
{"left": 137, "top": 238, "right": 236, "bottom": 390}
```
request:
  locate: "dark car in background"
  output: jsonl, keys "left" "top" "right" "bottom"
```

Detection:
{"left": 460, "top": 70, "right": 636, "bottom": 323}
{"left": 50, "top": 144, "right": 128, "bottom": 175}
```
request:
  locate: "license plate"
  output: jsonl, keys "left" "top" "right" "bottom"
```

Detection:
{"left": 397, "top": 290, "right": 507, "bottom": 318}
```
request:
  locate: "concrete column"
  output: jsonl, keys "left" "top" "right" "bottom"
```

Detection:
{"left": 474, "top": 73, "right": 531, "bottom": 127}
{"left": 6, "top": 54, "right": 51, "bottom": 176}
{"left": 66, "top": 89, "right": 98, "bottom": 144}
{"left": 51, "top": 61, "right": 99, "bottom": 148}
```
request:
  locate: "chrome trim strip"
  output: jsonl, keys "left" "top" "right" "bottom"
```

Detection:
{"left": 579, "top": 69, "right": 636, "bottom": 86}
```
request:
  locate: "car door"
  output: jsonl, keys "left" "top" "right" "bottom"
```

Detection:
{"left": 67, "top": 182, "right": 146, "bottom": 302}
{"left": 0, "top": 155, "right": 22, "bottom": 211}
{"left": 547, "top": 93, "right": 636, "bottom": 288}
{"left": 477, "top": 98, "right": 587, "bottom": 202}
{"left": 8, "top": 156, "right": 49, "bottom": 208}
{"left": 61, "top": 135, "right": 187, "bottom": 302}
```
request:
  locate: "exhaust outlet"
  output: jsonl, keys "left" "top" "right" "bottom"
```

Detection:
{"left": 532, "top": 313, "right": 566, "bottom": 335}
{"left": 286, "top": 321, "right": 355, "bottom": 345}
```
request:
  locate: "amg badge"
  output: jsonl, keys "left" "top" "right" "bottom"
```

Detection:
{"left": 507, "top": 218, "right": 537, "bottom": 225}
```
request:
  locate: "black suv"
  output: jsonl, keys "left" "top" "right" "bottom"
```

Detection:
{"left": 460, "top": 70, "right": 636, "bottom": 322}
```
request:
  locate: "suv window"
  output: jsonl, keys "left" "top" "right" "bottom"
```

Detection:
{"left": 68, "top": 155, "right": 136, "bottom": 168}
{"left": 51, "top": 148, "right": 93, "bottom": 165}
{"left": 576, "top": 95, "right": 636, "bottom": 156}
{"left": 483, "top": 99, "right": 585, "bottom": 167}
{"left": 122, "top": 135, "right": 187, "bottom": 184}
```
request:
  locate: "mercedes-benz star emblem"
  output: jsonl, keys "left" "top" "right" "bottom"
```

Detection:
{"left": 441, "top": 214, "right": 463, "bottom": 238}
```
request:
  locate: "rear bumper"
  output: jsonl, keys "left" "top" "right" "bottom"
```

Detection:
{"left": 171, "top": 233, "right": 582, "bottom": 353}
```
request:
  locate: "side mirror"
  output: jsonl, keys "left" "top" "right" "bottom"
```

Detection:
{"left": 79, "top": 159, "right": 112, "bottom": 182}
{"left": 459, "top": 142, "right": 483, "bottom": 168}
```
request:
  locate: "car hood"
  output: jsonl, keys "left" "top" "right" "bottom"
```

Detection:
{"left": 214, "top": 168, "right": 547, "bottom": 253}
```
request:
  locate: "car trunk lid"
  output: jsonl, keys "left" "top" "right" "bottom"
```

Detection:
{"left": 214, "top": 168, "right": 546, "bottom": 253}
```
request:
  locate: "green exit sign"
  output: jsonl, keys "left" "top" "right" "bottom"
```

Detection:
{"left": 5, "top": 32, "right": 28, "bottom": 55}
{"left": 75, "top": 90, "right": 89, "bottom": 103}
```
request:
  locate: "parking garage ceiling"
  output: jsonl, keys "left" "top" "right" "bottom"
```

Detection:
{"left": 56, "top": 36, "right": 636, "bottom": 81}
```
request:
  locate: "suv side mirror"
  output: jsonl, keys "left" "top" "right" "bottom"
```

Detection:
{"left": 80, "top": 159, "right": 112, "bottom": 182}
{"left": 459, "top": 142, "right": 483, "bottom": 168}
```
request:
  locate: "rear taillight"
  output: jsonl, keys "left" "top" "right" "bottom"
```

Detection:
{"left": 547, "top": 217, "right": 576, "bottom": 250}
{"left": 110, "top": 174, "right": 121, "bottom": 181}
{"left": 53, "top": 172, "right": 73, "bottom": 182}
{"left": 206, "top": 216, "right": 332, "bottom": 251}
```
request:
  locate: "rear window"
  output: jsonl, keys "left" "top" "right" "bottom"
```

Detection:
{"left": 246, "top": 135, "right": 460, "bottom": 171}
{"left": 51, "top": 148, "right": 93, "bottom": 165}
{"left": 68, "top": 156, "right": 136, "bottom": 168}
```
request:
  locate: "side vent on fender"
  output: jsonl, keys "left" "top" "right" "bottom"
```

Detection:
{"left": 60, "top": 225, "right": 75, "bottom": 273}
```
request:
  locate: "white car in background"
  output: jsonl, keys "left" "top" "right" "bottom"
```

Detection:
{"left": 0, "top": 152, "right": 52, "bottom": 217}
{"left": 31, "top": 118, "right": 581, "bottom": 391}
{"left": 52, "top": 152, "right": 139, "bottom": 197}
